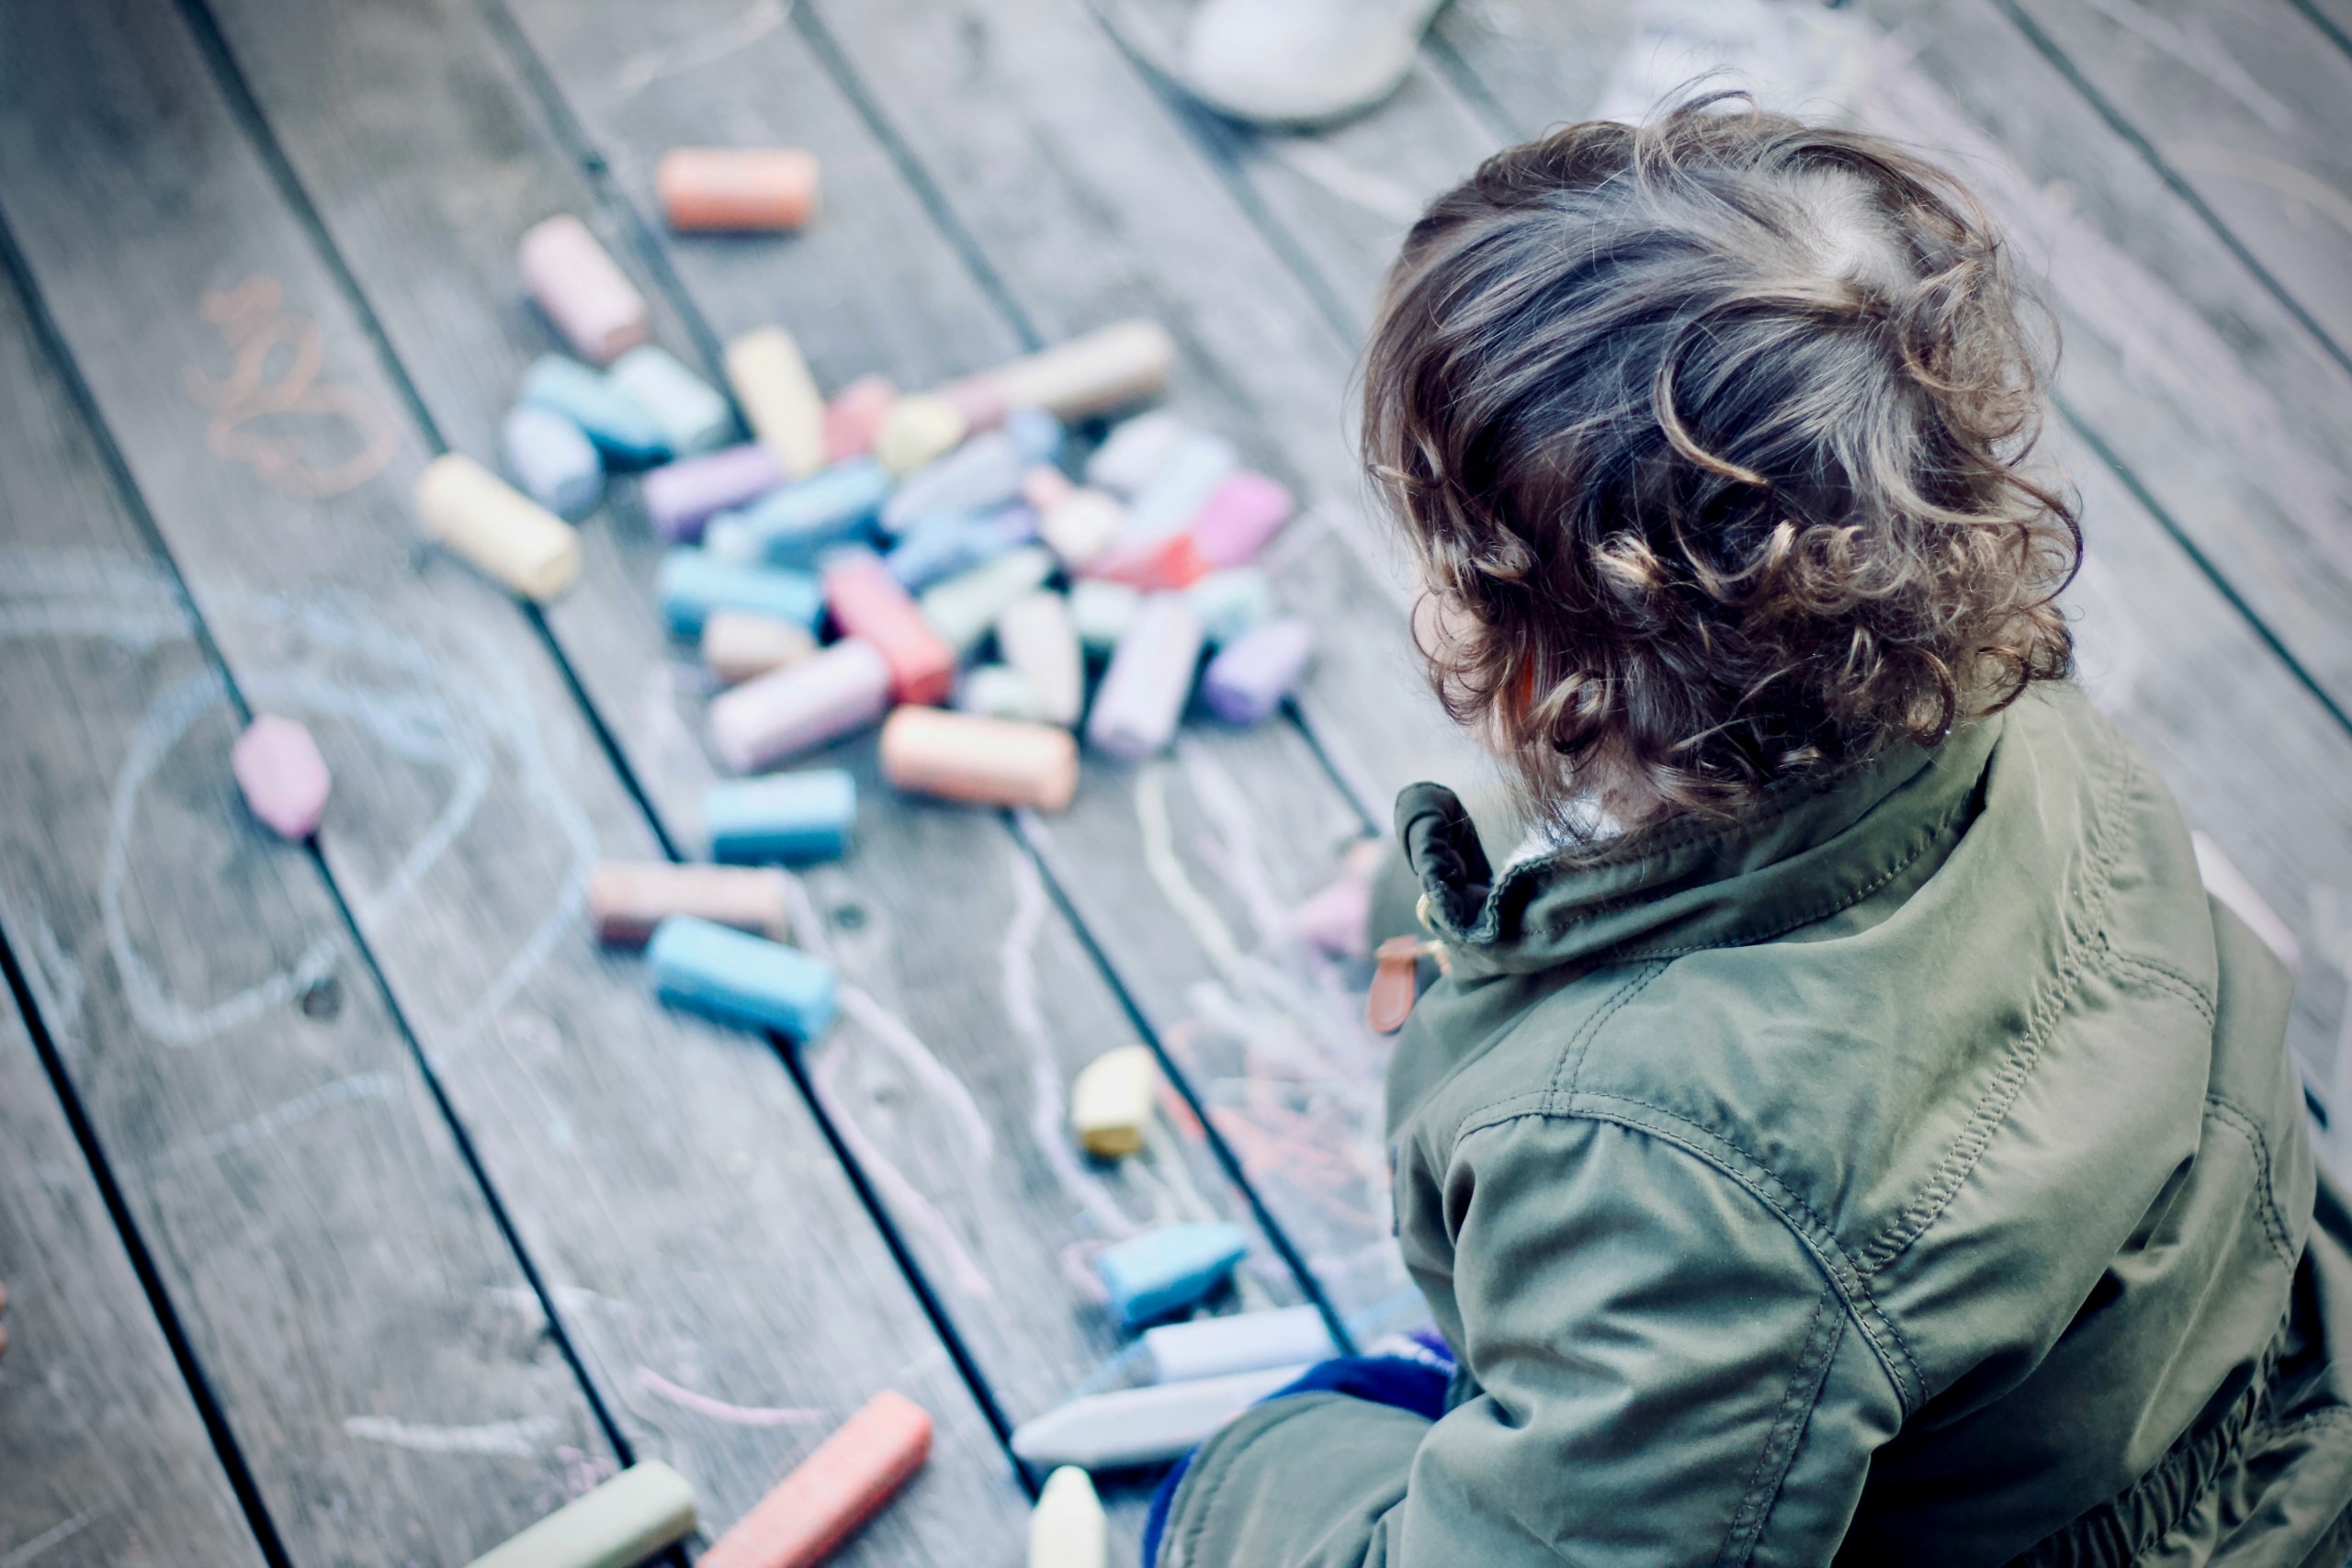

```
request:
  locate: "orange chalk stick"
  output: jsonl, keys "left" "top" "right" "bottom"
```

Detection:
{"left": 822, "top": 554, "right": 956, "bottom": 705}
{"left": 590, "top": 862, "right": 792, "bottom": 947}
{"left": 701, "top": 1392, "right": 933, "bottom": 1568}
{"left": 880, "top": 706, "right": 1080, "bottom": 813}
{"left": 658, "top": 148, "right": 820, "bottom": 232}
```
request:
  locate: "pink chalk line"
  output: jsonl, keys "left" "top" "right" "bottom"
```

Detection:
{"left": 631, "top": 1367, "right": 823, "bottom": 1427}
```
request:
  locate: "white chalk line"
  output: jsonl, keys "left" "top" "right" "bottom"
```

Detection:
{"left": 0, "top": 1512, "right": 98, "bottom": 1568}
{"left": 165, "top": 1068, "right": 403, "bottom": 1165}
{"left": 630, "top": 1367, "right": 821, "bottom": 1427}
{"left": 342, "top": 1414, "right": 562, "bottom": 1456}
{"left": 808, "top": 1043, "right": 996, "bottom": 1301}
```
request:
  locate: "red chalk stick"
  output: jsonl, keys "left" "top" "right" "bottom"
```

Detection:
{"left": 700, "top": 1392, "right": 932, "bottom": 1568}
{"left": 822, "top": 554, "right": 956, "bottom": 706}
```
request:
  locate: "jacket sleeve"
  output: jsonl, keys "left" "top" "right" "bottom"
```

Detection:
{"left": 1156, "top": 1113, "right": 1899, "bottom": 1566}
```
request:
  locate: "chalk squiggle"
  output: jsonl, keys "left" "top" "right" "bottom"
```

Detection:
{"left": 630, "top": 1367, "right": 821, "bottom": 1427}
{"left": 342, "top": 1415, "right": 561, "bottom": 1456}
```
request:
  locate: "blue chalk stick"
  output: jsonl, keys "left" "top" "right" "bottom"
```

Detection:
{"left": 501, "top": 403, "right": 604, "bottom": 519}
{"left": 706, "top": 770, "right": 856, "bottom": 863}
{"left": 1006, "top": 407, "right": 1065, "bottom": 468}
{"left": 1095, "top": 1223, "right": 1251, "bottom": 1330}
{"left": 608, "top": 345, "right": 735, "bottom": 457}
{"left": 658, "top": 550, "right": 823, "bottom": 640}
{"left": 519, "top": 355, "right": 669, "bottom": 467}
{"left": 723, "top": 459, "right": 891, "bottom": 567}
{"left": 649, "top": 915, "right": 838, "bottom": 1040}
{"left": 885, "top": 504, "right": 1037, "bottom": 592}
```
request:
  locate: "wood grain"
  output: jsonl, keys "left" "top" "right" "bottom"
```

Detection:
{"left": 188, "top": 0, "right": 1321, "bottom": 1540}
{"left": 0, "top": 231, "right": 612, "bottom": 1565}
{"left": 0, "top": 2, "right": 1031, "bottom": 1559}
{"left": 0, "top": 987, "right": 267, "bottom": 1568}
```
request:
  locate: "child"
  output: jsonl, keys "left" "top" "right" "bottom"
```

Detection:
{"left": 1148, "top": 101, "right": 2352, "bottom": 1564}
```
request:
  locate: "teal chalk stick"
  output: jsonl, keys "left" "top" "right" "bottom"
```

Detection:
{"left": 706, "top": 770, "right": 855, "bottom": 863}
{"left": 608, "top": 345, "right": 734, "bottom": 457}
{"left": 723, "top": 458, "right": 889, "bottom": 567}
{"left": 1095, "top": 1223, "right": 1250, "bottom": 1330}
{"left": 649, "top": 915, "right": 838, "bottom": 1040}
{"left": 462, "top": 1460, "right": 695, "bottom": 1568}
{"left": 658, "top": 549, "right": 823, "bottom": 639}
{"left": 519, "top": 354, "right": 669, "bottom": 467}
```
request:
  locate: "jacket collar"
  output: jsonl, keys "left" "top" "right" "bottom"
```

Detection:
{"left": 1396, "top": 712, "right": 2004, "bottom": 976}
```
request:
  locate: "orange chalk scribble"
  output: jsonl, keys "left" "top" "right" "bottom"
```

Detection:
{"left": 185, "top": 275, "right": 397, "bottom": 499}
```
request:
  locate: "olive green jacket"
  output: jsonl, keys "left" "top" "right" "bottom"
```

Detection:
{"left": 1159, "top": 685, "right": 2352, "bottom": 1565}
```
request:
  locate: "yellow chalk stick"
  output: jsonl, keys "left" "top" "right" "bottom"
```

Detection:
{"left": 726, "top": 327, "right": 826, "bottom": 480}
{"left": 414, "top": 453, "right": 581, "bottom": 602}
{"left": 462, "top": 1460, "right": 695, "bottom": 1568}
{"left": 1070, "top": 1044, "right": 1155, "bottom": 1158}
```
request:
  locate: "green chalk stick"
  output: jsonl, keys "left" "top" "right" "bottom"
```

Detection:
{"left": 464, "top": 1461, "right": 696, "bottom": 1568}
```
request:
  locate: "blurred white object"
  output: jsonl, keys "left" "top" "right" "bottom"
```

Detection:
{"left": 1180, "top": 0, "right": 1449, "bottom": 127}
{"left": 2192, "top": 831, "right": 2301, "bottom": 975}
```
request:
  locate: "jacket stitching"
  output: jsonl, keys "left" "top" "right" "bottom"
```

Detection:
{"left": 1451, "top": 1099, "right": 1926, "bottom": 1412}
{"left": 2109, "top": 948, "right": 2218, "bottom": 1025}
{"left": 1548, "top": 963, "right": 1669, "bottom": 1104}
{"left": 1717, "top": 1284, "right": 1845, "bottom": 1567}
{"left": 2203, "top": 1093, "right": 2298, "bottom": 1269}
{"left": 1856, "top": 740, "right": 2133, "bottom": 1272}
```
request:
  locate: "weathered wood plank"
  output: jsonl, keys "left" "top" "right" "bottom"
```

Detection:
{"left": 0, "top": 984, "right": 267, "bottom": 1568}
{"left": 2000, "top": 0, "right": 2352, "bottom": 366}
{"left": 0, "top": 2, "right": 1031, "bottom": 1557}
{"left": 0, "top": 243, "right": 612, "bottom": 1565}
{"left": 186, "top": 0, "right": 1319, "bottom": 1531}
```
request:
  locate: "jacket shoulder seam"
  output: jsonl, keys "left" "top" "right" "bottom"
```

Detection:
{"left": 1716, "top": 1282, "right": 1846, "bottom": 1567}
{"left": 2109, "top": 947, "right": 2218, "bottom": 1025}
{"left": 1453, "top": 1097, "right": 1926, "bottom": 1413}
{"left": 2204, "top": 1092, "right": 2299, "bottom": 1269}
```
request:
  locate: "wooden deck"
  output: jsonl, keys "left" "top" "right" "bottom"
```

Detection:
{"left": 0, "top": 0, "right": 2346, "bottom": 1562}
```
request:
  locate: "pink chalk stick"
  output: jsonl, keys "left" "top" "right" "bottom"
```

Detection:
{"left": 1191, "top": 471, "right": 1295, "bottom": 569}
{"left": 708, "top": 638, "right": 892, "bottom": 773}
{"left": 1290, "top": 873, "right": 1372, "bottom": 959}
{"left": 1085, "top": 593, "right": 1204, "bottom": 760}
{"left": 823, "top": 375, "right": 899, "bottom": 463}
{"left": 700, "top": 1393, "right": 932, "bottom": 1568}
{"left": 232, "top": 715, "right": 331, "bottom": 840}
{"left": 645, "top": 444, "right": 784, "bottom": 543}
{"left": 517, "top": 215, "right": 647, "bottom": 366}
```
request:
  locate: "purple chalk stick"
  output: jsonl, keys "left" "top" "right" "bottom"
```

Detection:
{"left": 1191, "top": 471, "right": 1295, "bottom": 569}
{"left": 1202, "top": 617, "right": 1312, "bottom": 726}
{"left": 644, "top": 443, "right": 784, "bottom": 543}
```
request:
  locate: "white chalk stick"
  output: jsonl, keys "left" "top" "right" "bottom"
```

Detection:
{"left": 462, "top": 1460, "right": 695, "bottom": 1568}
{"left": 1009, "top": 1366, "right": 1306, "bottom": 1472}
{"left": 1143, "top": 1308, "right": 1337, "bottom": 1385}
{"left": 1029, "top": 1466, "right": 1106, "bottom": 1568}
{"left": 995, "top": 591, "right": 1084, "bottom": 727}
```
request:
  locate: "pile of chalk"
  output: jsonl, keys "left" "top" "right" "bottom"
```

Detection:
{"left": 401, "top": 200, "right": 1313, "bottom": 1072}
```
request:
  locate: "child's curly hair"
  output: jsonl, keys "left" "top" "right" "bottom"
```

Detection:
{"left": 1363, "top": 97, "right": 2079, "bottom": 827}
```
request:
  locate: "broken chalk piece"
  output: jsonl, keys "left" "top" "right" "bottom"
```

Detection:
{"left": 920, "top": 545, "right": 1056, "bottom": 658}
{"left": 706, "top": 769, "right": 857, "bottom": 864}
{"left": 659, "top": 550, "right": 822, "bottom": 640}
{"left": 1085, "top": 593, "right": 1204, "bottom": 761}
{"left": 700, "top": 1392, "right": 932, "bottom": 1568}
{"left": 609, "top": 345, "right": 734, "bottom": 458}
{"left": 232, "top": 715, "right": 331, "bottom": 840}
{"left": 518, "top": 214, "right": 649, "bottom": 366}
{"left": 823, "top": 552, "right": 958, "bottom": 705}
{"left": 461, "top": 1459, "right": 695, "bottom": 1568}
{"left": 1290, "top": 868, "right": 1373, "bottom": 960}
{"left": 708, "top": 638, "right": 892, "bottom": 773}
{"left": 995, "top": 591, "right": 1084, "bottom": 728}
{"left": 956, "top": 665, "right": 1048, "bottom": 724}
{"left": 650, "top": 914, "right": 839, "bottom": 1040}
{"left": 727, "top": 326, "right": 827, "bottom": 480}
{"left": 1009, "top": 1365, "right": 1306, "bottom": 1472}
{"left": 657, "top": 147, "right": 820, "bottom": 232}
{"left": 415, "top": 453, "right": 582, "bottom": 602}
{"left": 1068, "top": 578, "right": 1140, "bottom": 655}
{"left": 1069, "top": 1044, "right": 1155, "bottom": 1158}
{"left": 1038, "top": 488, "right": 1125, "bottom": 572}
{"left": 590, "top": 862, "right": 792, "bottom": 947}
{"left": 725, "top": 458, "right": 889, "bottom": 568}
{"left": 878, "top": 706, "right": 1080, "bottom": 813}
{"left": 1084, "top": 411, "right": 1187, "bottom": 498}
{"left": 644, "top": 443, "right": 784, "bottom": 544}
{"left": 1143, "top": 1307, "right": 1337, "bottom": 1385}
{"left": 1029, "top": 1466, "right": 1106, "bottom": 1568}
{"left": 1125, "top": 432, "right": 1238, "bottom": 542}
{"left": 1188, "top": 568, "right": 1275, "bottom": 648}
{"left": 873, "top": 393, "right": 967, "bottom": 478}
{"left": 883, "top": 429, "right": 1026, "bottom": 533}
{"left": 519, "top": 355, "right": 668, "bottom": 467}
{"left": 1192, "top": 471, "right": 1296, "bottom": 569}
{"left": 1202, "top": 617, "right": 1313, "bottom": 727}
{"left": 823, "top": 375, "right": 898, "bottom": 464}
{"left": 1096, "top": 1223, "right": 1251, "bottom": 1330}
{"left": 1085, "top": 528, "right": 1211, "bottom": 592}
{"left": 952, "top": 320, "right": 1176, "bottom": 426}
{"left": 703, "top": 609, "right": 816, "bottom": 686}
{"left": 501, "top": 403, "right": 604, "bottom": 520}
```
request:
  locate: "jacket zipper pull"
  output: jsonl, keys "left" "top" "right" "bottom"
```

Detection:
{"left": 1367, "top": 936, "right": 1442, "bottom": 1034}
